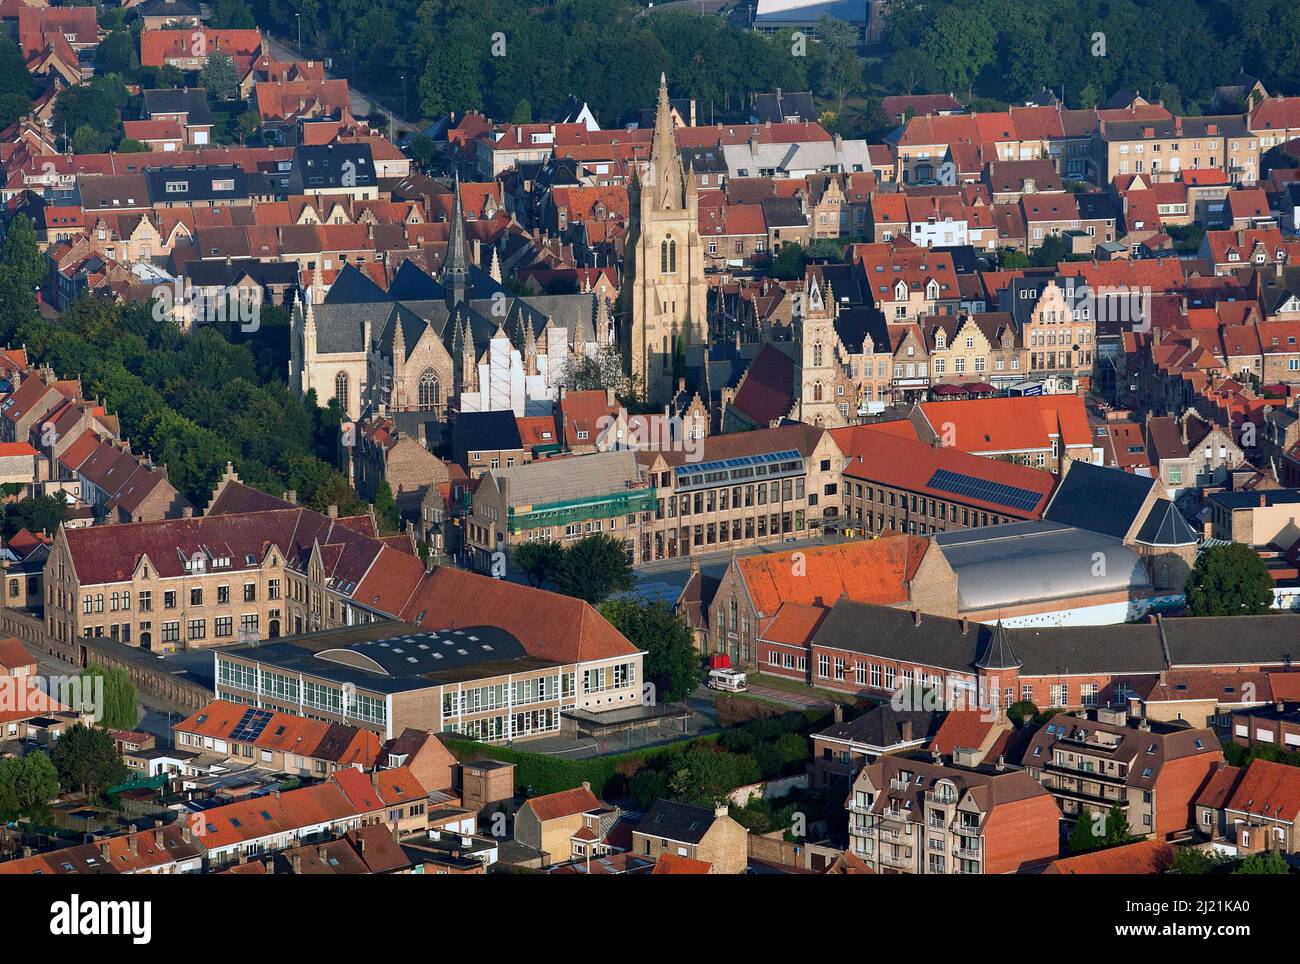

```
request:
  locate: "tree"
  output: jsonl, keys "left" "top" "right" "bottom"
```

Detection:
{"left": 1184, "top": 542, "right": 1275, "bottom": 616}
{"left": 373, "top": 480, "right": 400, "bottom": 534}
{"left": 1234, "top": 850, "right": 1289, "bottom": 874}
{"left": 210, "top": 0, "right": 257, "bottom": 29}
{"left": 509, "top": 540, "right": 565, "bottom": 588}
{"left": 1067, "top": 811, "right": 1102, "bottom": 853}
{"left": 96, "top": 29, "right": 140, "bottom": 78}
{"left": 552, "top": 533, "right": 634, "bottom": 604}
{"left": 602, "top": 600, "right": 699, "bottom": 702}
{"left": 49, "top": 723, "right": 128, "bottom": 799}
{"left": 408, "top": 134, "right": 436, "bottom": 171}
{"left": 2, "top": 494, "right": 69, "bottom": 539}
{"left": 201, "top": 53, "right": 239, "bottom": 101}
{"left": 81, "top": 664, "right": 139, "bottom": 730}
{"left": 770, "top": 242, "right": 807, "bottom": 280}
{"left": 1006, "top": 699, "right": 1039, "bottom": 728}
{"left": 1170, "top": 846, "right": 1230, "bottom": 874}
{"left": 0, "top": 752, "right": 59, "bottom": 820}
{"left": 237, "top": 109, "right": 261, "bottom": 145}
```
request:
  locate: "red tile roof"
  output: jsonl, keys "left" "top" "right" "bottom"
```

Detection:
{"left": 1045, "top": 838, "right": 1174, "bottom": 874}
{"left": 397, "top": 567, "right": 640, "bottom": 664}
{"left": 652, "top": 853, "right": 712, "bottom": 874}
{"left": 524, "top": 785, "right": 602, "bottom": 822}
{"left": 833, "top": 423, "right": 1057, "bottom": 518}
{"left": 930, "top": 711, "right": 999, "bottom": 756}
{"left": 735, "top": 535, "right": 927, "bottom": 619}
{"left": 913, "top": 394, "right": 1092, "bottom": 455}
{"left": 1223, "top": 759, "right": 1300, "bottom": 822}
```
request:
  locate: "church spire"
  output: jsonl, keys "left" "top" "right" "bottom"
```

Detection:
{"left": 649, "top": 73, "right": 684, "bottom": 210}
{"left": 443, "top": 172, "right": 469, "bottom": 306}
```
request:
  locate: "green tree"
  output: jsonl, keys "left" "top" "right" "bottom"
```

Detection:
{"left": 373, "top": 480, "right": 400, "bottom": 534}
{"left": 552, "top": 533, "right": 634, "bottom": 604}
{"left": 96, "top": 29, "right": 140, "bottom": 78}
{"left": 1006, "top": 699, "right": 1039, "bottom": 729}
{"left": 1184, "top": 542, "right": 1275, "bottom": 616}
{"left": 81, "top": 664, "right": 140, "bottom": 730}
{"left": 601, "top": 600, "right": 699, "bottom": 702}
{"left": 509, "top": 540, "right": 565, "bottom": 588}
{"left": 1169, "top": 846, "right": 1230, "bottom": 874}
{"left": 210, "top": 0, "right": 258, "bottom": 29}
{"left": 0, "top": 752, "right": 59, "bottom": 820}
{"left": 201, "top": 53, "right": 239, "bottom": 101}
{"left": 237, "top": 109, "right": 261, "bottom": 144}
{"left": 1234, "top": 850, "right": 1290, "bottom": 874}
{"left": 408, "top": 134, "right": 436, "bottom": 171}
{"left": 770, "top": 242, "right": 807, "bottom": 280}
{"left": 1068, "top": 811, "right": 1102, "bottom": 853}
{"left": 2, "top": 494, "right": 70, "bottom": 539}
{"left": 49, "top": 723, "right": 128, "bottom": 799}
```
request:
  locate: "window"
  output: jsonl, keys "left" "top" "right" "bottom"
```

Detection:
{"left": 418, "top": 369, "right": 440, "bottom": 410}
{"left": 191, "top": 588, "right": 203, "bottom": 606}
{"left": 335, "top": 371, "right": 349, "bottom": 413}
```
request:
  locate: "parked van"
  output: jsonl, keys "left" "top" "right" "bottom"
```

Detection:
{"left": 707, "top": 668, "right": 748, "bottom": 692}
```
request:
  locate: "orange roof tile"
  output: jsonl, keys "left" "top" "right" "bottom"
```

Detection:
{"left": 1046, "top": 838, "right": 1174, "bottom": 874}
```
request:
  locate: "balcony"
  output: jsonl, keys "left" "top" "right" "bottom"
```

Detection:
{"left": 1046, "top": 759, "right": 1127, "bottom": 783}
{"left": 877, "top": 849, "right": 913, "bottom": 870}
{"left": 953, "top": 845, "right": 982, "bottom": 860}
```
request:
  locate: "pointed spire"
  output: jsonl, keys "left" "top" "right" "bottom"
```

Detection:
{"left": 444, "top": 173, "right": 469, "bottom": 306}
{"left": 488, "top": 245, "right": 502, "bottom": 283}
{"left": 649, "top": 72, "right": 684, "bottom": 210}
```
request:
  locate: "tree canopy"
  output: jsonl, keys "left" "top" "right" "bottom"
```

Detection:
{"left": 1184, "top": 543, "right": 1275, "bottom": 616}
{"left": 601, "top": 599, "right": 699, "bottom": 703}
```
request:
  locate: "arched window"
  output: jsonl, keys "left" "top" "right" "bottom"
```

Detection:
{"left": 335, "top": 371, "right": 349, "bottom": 413}
{"left": 669, "top": 238, "right": 677, "bottom": 272}
{"left": 660, "top": 240, "right": 668, "bottom": 273}
{"left": 813, "top": 382, "right": 823, "bottom": 401}
{"left": 418, "top": 369, "right": 440, "bottom": 410}
{"left": 813, "top": 342, "right": 823, "bottom": 367}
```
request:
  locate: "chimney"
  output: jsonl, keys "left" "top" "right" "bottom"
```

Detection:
{"left": 912, "top": 609, "right": 922, "bottom": 627}
{"left": 832, "top": 703, "right": 844, "bottom": 724}
{"left": 371, "top": 769, "right": 380, "bottom": 790}
{"left": 960, "top": 617, "right": 969, "bottom": 636}
{"left": 291, "top": 853, "right": 302, "bottom": 874}
{"left": 327, "top": 504, "right": 338, "bottom": 519}
{"left": 284, "top": 489, "right": 298, "bottom": 504}
{"left": 582, "top": 781, "right": 592, "bottom": 793}
{"left": 99, "top": 841, "right": 111, "bottom": 861}
{"left": 899, "top": 720, "right": 913, "bottom": 742}
{"left": 128, "top": 835, "right": 139, "bottom": 857}
{"left": 317, "top": 845, "right": 327, "bottom": 862}
{"left": 995, "top": 754, "right": 1006, "bottom": 772}
{"left": 714, "top": 804, "right": 729, "bottom": 818}
{"left": 1260, "top": 492, "right": 1267, "bottom": 508}
{"left": 152, "top": 828, "right": 163, "bottom": 850}
{"left": 182, "top": 506, "right": 193, "bottom": 518}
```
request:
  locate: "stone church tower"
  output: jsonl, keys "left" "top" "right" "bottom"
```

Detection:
{"left": 798, "top": 274, "right": 846, "bottom": 427}
{"left": 625, "top": 74, "right": 708, "bottom": 405}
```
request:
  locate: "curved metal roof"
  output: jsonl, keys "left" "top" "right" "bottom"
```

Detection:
{"left": 936, "top": 521, "right": 1152, "bottom": 613}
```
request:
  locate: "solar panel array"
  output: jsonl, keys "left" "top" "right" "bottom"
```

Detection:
{"left": 230, "top": 707, "right": 274, "bottom": 743}
{"left": 927, "top": 468, "right": 1043, "bottom": 513}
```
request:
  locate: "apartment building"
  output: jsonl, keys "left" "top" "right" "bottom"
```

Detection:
{"left": 833, "top": 423, "right": 1057, "bottom": 538}
{"left": 465, "top": 451, "right": 653, "bottom": 571}
{"left": 1097, "top": 115, "right": 1258, "bottom": 185}
{"left": 854, "top": 242, "right": 962, "bottom": 323}
{"left": 1000, "top": 276, "right": 1097, "bottom": 392}
{"left": 920, "top": 312, "right": 1027, "bottom": 390}
{"left": 632, "top": 422, "right": 841, "bottom": 564}
{"left": 845, "top": 753, "right": 1061, "bottom": 874}
{"left": 1020, "top": 708, "right": 1221, "bottom": 839}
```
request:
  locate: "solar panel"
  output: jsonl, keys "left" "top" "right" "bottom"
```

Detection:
{"left": 927, "top": 468, "right": 1043, "bottom": 513}
{"left": 230, "top": 707, "right": 274, "bottom": 743}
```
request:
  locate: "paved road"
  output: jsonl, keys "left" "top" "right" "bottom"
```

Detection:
{"left": 744, "top": 683, "right": 835, "bottom": 710}
{"left": 27, "top": 647, "right": 191, "bottom": 745}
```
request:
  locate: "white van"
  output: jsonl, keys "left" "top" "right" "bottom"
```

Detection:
{"left": 707, "top": 668, "right": 748, "bottom": 693}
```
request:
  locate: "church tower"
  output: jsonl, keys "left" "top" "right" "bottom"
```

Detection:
{"left": 443, "top": 173, "right": 469, "bottom": 308}
{"left": 625, "top": 74, "right": 708, "bottom": 404}
{"left": 798, "top": 273, "right": 845, "bottom": 427}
